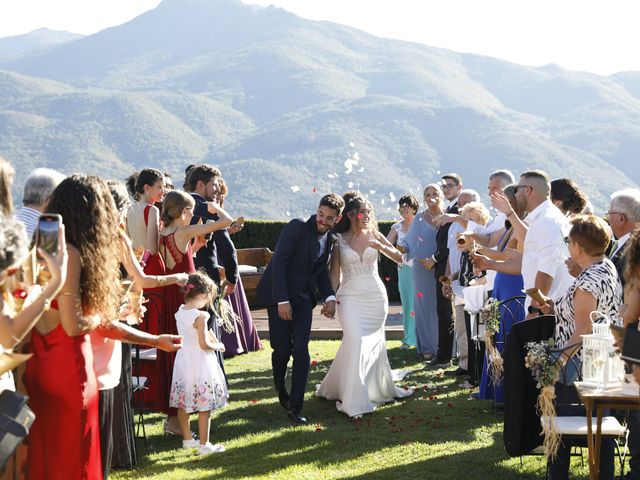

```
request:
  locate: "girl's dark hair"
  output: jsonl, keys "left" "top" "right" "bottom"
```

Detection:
{"left": 107, "top": 180, "right": 131, "bottom": 218}
{"left": 334, "top": 193, "right": 375, "bottom": 233}
{"left": 125, "top": 172, "right": 138, "bottom": 200}
{"left": 133, "top": 169, "right": 164, "bottom": 196}
{"left": 551, "top": 178, "right": 588, "bottom": 215}
{"left": 183, "top": 270, "right": 217, "bottom": 302}
{"left": 46, "top": 175, "right": 121, "bottom": 320}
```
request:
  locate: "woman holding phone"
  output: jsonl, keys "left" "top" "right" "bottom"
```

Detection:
{"left": 25, "top": 175, "right": 122, "bottom": 480}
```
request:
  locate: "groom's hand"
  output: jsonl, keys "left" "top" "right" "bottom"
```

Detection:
{"left": 278, "top": 302, "right": 293, "bottom": 321}
{"left": 321, "top": 300, "right": 336, "bottom": 319}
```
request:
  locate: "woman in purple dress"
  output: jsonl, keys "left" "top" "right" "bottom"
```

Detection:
{"left": 216, "top": 179, "right": 263, "bottom": 356}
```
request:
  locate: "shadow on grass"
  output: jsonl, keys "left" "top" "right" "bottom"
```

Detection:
{"left": 123, "top": 342, "right": 534, "bottom": 479}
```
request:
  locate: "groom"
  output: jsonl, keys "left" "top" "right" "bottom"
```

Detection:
{"left": 256, "top": 193, "right": 345, "bottom": 424}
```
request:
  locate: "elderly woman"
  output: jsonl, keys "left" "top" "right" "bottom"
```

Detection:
{"left": 543, "top": 215, "right": 622, "bottom": 480}
{"left": 387, "top": 194, "right": 420, "bottom": 349}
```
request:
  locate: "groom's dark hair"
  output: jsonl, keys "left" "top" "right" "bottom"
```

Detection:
{"left": 319, "top": 193, "right": 345, "bottom": 215}
{"left": 185, "top": 164, "right": 221, "bottom": 192}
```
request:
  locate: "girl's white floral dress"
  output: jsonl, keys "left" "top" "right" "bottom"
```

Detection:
{"left": 169, "top": 305, "right": 228, "bottom": 413}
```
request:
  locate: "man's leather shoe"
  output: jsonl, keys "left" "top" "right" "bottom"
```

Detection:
{"left": 277, "top": 390, "right": 290, "bottom": 411}
{"left": 288, "top": 409, "right": 307, "bottom": 425}
{"left": 445, "top": 367, "right": 468, "bottom": 377}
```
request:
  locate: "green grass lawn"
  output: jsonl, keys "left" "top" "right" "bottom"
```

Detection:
{"left": 111, "top": 340, "right": 600, "bottom": 480}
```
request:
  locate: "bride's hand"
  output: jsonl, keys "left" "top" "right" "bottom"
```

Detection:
{"left": 368, "top": 237, "right": 385, "bottom": 251}
{"left": 321, "top": 300, "right": 336, "bottom": 319}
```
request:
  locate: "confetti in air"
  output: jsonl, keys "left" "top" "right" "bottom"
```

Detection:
{"left": 328, "top": 173, "right": 338, "bottom": 179}
{"left": 347, "top": 181, "right": 354, "bottom": 189}
{"left": 312, "top": 187, "right": 317, "bottom": 193}
{"left": 389, "top": 192, "right": 396, "bottom": 202}
{"left": 369, "top": 189, "right": 376, "bottom": 194}
{"left": 290, "top": 186, "right": 300, "bottom": 193}
{"left": 349, "top": 142, "right": 355, "bottom": 148}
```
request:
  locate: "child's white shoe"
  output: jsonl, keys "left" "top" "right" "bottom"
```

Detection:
{"left": 182, "top": 439, "right": 199, "bottom": 449}
{"left": 198, "top": 442, "right": 225, "bottom": 454}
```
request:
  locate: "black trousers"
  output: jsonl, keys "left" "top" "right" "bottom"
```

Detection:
{"left": 464, "top": 311, "right": 485, "bottom": 385}
{"left": 99, "top": 387, "right": 115, "bottom": 480}
{"left": 435, "top": 276, "right": 454, "bottom": 362}
{"left": 268, "top": 298, "right": 314, "bottom": 412}
{"left": 208, "top": 301, "right": 227, "bottom": 384}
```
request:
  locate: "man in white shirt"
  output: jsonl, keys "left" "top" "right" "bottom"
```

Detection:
{"left": 16, "top": 168, "right": 66, "bottom": 238}
{"left": 515, "top": 170, "right": 573, "bottom": 311}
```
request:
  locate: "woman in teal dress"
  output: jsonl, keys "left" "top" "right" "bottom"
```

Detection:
{"left": 405, "top": 185, "right": 444, "bottom": 359}
{"left": 387, "top": 194, "right": 420, "bottom": 348}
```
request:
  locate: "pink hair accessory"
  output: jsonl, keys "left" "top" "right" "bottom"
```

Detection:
{"left": 184, "top": 283, "right": 195, "bottom": 292}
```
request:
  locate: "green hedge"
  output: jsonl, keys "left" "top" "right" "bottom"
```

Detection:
{"left": 233, "top": 220, "right": 400, "bottom": 301}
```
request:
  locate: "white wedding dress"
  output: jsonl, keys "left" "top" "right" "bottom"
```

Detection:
{"left": 316, "top": 234, "right": 413, "bottom": 417}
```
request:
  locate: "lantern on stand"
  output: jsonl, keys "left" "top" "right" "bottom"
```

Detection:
{"left": 581, "top": 320, "right": 624, "bottom": 390}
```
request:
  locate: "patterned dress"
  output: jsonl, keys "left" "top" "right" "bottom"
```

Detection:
{"left": 553, "top": 258, "right": 622, "bottom": 348}
{"left": 170, "top": 306, "right": 228, "bottom": 413}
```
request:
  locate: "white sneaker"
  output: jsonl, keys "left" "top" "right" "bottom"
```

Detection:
{"left": 182, "top": 439, "right": 199, "bottom": 449}
{"left": 198, "top": 442, "right": 225, "bottom": 454}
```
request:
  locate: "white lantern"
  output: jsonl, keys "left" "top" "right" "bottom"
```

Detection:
{"left": 581, "top": 321, "right": 624, "bottom": 390}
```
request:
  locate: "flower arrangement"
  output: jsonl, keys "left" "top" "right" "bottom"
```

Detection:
{"left": 213, "top": 290, "right": 240, "bottom": 334}
{"left": 480, "top": 298, "right": 503, "bottom": 385}
{"left": 525, "top": 338, "right": 560, "bottom": 460}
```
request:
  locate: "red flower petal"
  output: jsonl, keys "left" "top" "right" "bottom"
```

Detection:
{"left": 12, "top": 289, "right": 27, "bottom": 299}
{"left": 312, "top": 187, "right": 317, "bottom": 193}
{"left": 315, "top": 427, "right": 322, "bottom": 432}
{"left": 249, "top": 399, "right": 258, "bottom": 404}
{"left": 384, "top": 275, "right": 391, "bottom": 282}
{"left": 410, "top": 311, "right": 415, "bottom": 317}
{"left": 417, "top": 292, "right": 424, "bottom": 298}
{"left": 311, "top": 360, "right": 318, "bottom": 366}
{"left": 447, "top": 403, "right": 453, "bottom": 408}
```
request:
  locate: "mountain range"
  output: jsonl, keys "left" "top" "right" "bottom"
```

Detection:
{"left": 1, "top": 0, "right": 639, "bottom": 219}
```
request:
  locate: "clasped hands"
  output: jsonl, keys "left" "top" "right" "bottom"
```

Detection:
{"left": 277, "top": 300, "right": 336, "bottom": 321}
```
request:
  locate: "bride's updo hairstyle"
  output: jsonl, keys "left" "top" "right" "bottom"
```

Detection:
{"left": 335, "top": 193, "right": 376, "bottom": 234}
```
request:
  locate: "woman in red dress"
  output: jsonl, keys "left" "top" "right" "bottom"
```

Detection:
{"left": 157, "top": 190, "right": 232, "bottom": 433}
{"left": 125, "top": 169, "right": 166, "bottom": 335}
{"left": 25, "top": 175, "right": 122, "bottom": 480}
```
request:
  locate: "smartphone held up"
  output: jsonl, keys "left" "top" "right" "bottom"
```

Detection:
{"left": 35, "top": 214, "right": 62, "bottom": 257}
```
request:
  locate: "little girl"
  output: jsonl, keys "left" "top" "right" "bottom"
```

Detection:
{"left": 169, "top": 271, "right": 228, "bottom": 454}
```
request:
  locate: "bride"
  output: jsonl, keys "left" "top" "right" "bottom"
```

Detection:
{"left": 316, "top": 193, "right": 413, "bottom": 417}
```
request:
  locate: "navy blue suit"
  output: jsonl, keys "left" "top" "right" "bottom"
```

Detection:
{"left": 256, "top": 215, "right": 335, "bottom": 411}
